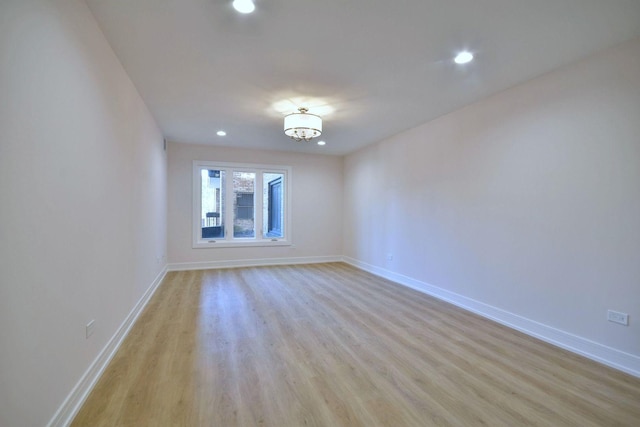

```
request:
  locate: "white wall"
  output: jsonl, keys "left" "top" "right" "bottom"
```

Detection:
{"left": 168, "top": 143, "right": 343, "bottom": 265}
{"left": 344, "top": 38, "right": 640, "bottom": 366}
{"left": 0, "top": 1, "right": 167, "bottom": 426}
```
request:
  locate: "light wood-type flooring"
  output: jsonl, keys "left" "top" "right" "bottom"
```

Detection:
{"left": 72, "top": 263, "right": 640, "bottom": 426}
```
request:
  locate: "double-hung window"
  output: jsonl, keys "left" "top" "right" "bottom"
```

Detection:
{"left": 193, "top": 161, "right": 291, "bottom": 248}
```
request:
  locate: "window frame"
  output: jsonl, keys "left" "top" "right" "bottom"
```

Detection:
{"left": 266, "top": 176, "right": 284, "bottom": 237}
{"left": 192, "top": 160, "right": 292, "bottom": 248}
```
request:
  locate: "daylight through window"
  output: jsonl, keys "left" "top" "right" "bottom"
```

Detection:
{"left": 193, "top": 161, "right": 291, "bottom": 248}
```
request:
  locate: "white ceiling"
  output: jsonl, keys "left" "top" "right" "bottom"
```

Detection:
{"left": 86, "top": 0, "right": 640, "bottom": 155}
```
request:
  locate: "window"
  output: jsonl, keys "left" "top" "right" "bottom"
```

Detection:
{"left": 232, "top": 171, "right": 255, "bottom": 238}
{"left": 200, "top": 169, "right": 224, "bottom": 239}
{"left": 235, "top": 193, "right": 254, "bottom": 220}
{"left": 193, "top": 161, "right": 291, "bottom": 248}
{"left": 265, "top": 174, "right": 283, "bottom": 237}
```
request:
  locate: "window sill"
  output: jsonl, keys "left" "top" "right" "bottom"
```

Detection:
{"left": 192, "top": 239, "right": 291, "bottom": 249}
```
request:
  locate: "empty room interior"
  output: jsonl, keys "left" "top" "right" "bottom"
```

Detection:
{"left": 2, "top": 0, "right": 640, "bottom": 426}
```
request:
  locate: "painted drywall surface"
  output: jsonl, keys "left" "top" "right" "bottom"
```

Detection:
{"left": 0, "top": 1, "right": 167, "bottom": 426}
{"left": 344, "top": 37, "right": 640, "bottom": 356}
{"left": 167, "top": 143, "right": 343, "bottom": 264}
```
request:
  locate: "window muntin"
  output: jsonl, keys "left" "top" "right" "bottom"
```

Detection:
{"left": 193, "top": 161, "right": 291, "bottom": 248}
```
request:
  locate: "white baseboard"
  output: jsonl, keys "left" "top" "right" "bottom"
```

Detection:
{"left": 167, "top": 255, "right": 342, "bottom": 271}
{"left": 342, "top": 256, "right": 640, "bottom": 378}
{"left": 47, "top": 267, "right": 168, "bottom": 427}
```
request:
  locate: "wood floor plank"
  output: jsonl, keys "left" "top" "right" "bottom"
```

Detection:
{"left": 71, "top": 263, "right": 640, "bottom": 426}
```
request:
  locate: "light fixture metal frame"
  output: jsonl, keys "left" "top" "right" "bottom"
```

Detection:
{"left": 284, "top": 107, "right": 322, "bottom": 142}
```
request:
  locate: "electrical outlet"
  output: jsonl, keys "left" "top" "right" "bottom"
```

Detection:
{"left": 607, "top": 310, "right": 629, "bottom": 326}
{"left": 86, "top": 320, "right": 96, "bottom": 338}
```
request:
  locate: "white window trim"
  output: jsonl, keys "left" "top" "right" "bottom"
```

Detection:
{"left": 192, "top": 160, "right": 292, "bottom": 248}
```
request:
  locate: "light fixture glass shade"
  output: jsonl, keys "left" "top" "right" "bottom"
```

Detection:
{"left": 284, "top": 108, "right": 322, "bottom": 141}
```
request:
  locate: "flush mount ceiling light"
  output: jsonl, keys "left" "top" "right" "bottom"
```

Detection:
{"left": 232, "top": 0, "right": 255, "bottom": 14}
{"left": 284, "top": 107, "right": 322, "bottom": 142}
{"left": 454, "top": 51, "right": 474, "bottom": 64}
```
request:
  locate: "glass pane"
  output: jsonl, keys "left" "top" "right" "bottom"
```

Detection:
{"left": 233, "top": 171, "right": 255, "bottom": 238}
{"left": 264, "top": 172, "right": 284, "bottom": 238}
{"left": 201, "top": 169, "right": 225, "bottom": 239}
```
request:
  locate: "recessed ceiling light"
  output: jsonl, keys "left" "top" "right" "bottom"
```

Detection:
{"left": 317, "top": 140, "right": 326, "bottom": 146}
{"left": 216, "top": 130, "right": 226, "bottom": 136}
{"left": 232, "top": 0, "right": 255, "bottom": 14}
{"left": 454, "top": 51, "right": 473, "bottom": 64}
